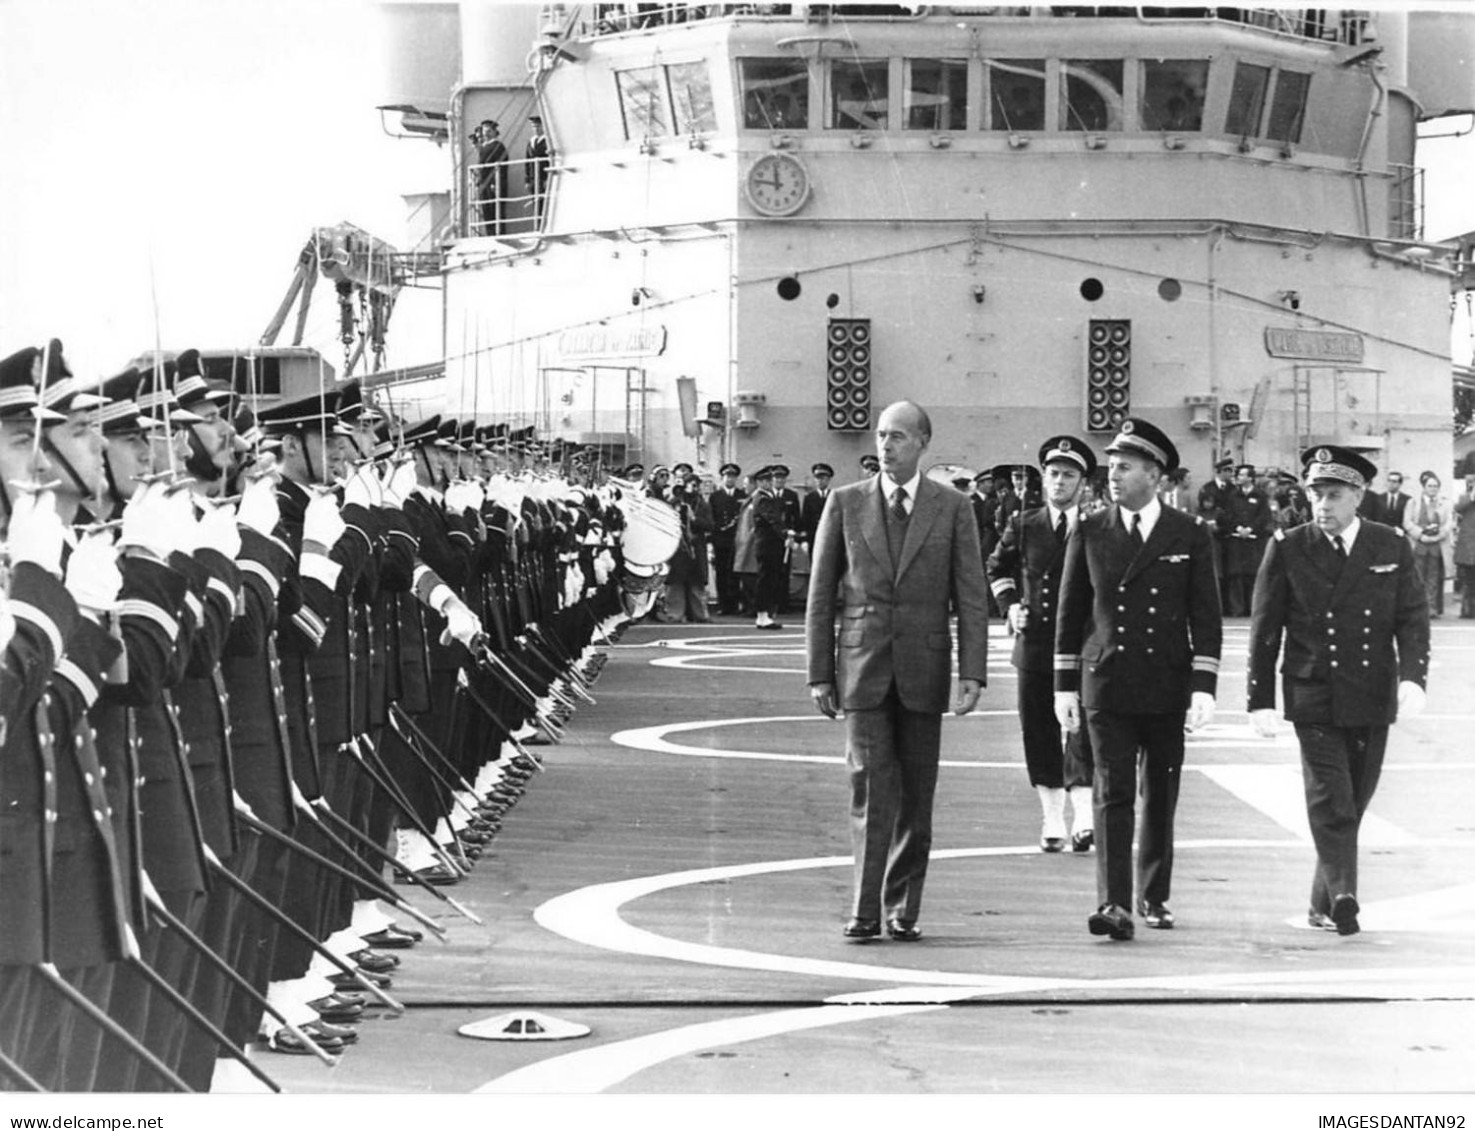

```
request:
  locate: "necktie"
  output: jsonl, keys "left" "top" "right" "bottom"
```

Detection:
{"left": 1055, "top": 511, "right": 1067, "bottom": 542}
{"left": 1333, "top": 534, "right": 1347, "bottom": 560}
{"left": 1129, "top": 512, "right": 1144, "bottom": 549}
{"left": 891, "top": 486, "right": 909, "bottom": 523}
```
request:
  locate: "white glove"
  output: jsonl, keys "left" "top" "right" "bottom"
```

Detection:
{"left": 0, "top": 595, "right": 15, "bottom": 654}
{"left": 1187, "top": 691, "right": 1216, "bottom": 731}
{"left": 593, "top": 549, "right": 614, "bottom": 585}
{"left": 303, "top": 490, "right": 346, "bottom": 550}
{"left": 236, "top": 475, "right": 280, "bottom": 536}
{"left": 199, "top": 501, "right": 242, "bottom": 559}
{"left": 1250, "top": 708, "right": 1278, "bottom": 739}
{"left": 382, "top": 459, "right": 417, "bottom": 507}
{"left": 65, "top": 530, "right": 123, "bottom": 615}
{"left": 343, "top": 464, "right": 381, "bottom": 510}
{"left": 445, "top": 480, "right": 485, "bottom": 514}
{"left": 1053, "top": 691, "right": 1081, "bottom": 733}
{"left": 119, "top": 483, "right": 175, "bottom": 561}
{"left": 1397, "top": 681, "right": 1426, "bottom": 719}
{"left": 1006, "top": 603, "right": 1029, "bottom": 633}
{"left": 439, "top": 595, "right": 482, "bottom": 649}
{"left": 5, "top": 489, "right": 66, "bottom": 577}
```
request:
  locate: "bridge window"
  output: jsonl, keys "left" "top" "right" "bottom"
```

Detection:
{"left": 1224, "top": 61, "right": 1270, "bottom": 139}
{"left": 904, "top": 58, "right": 967, "bottom": 131}
{"left": 830, "top": 58, "right": 889, "bottom": 130}
{"left": 1061, "top": 59, "right": 1124, "bottom": 131}
{"left": 668, "top": 61, "right": 716, "bottom": 133}
{"left": 1140, "top": 59, "right": 1208, "bottom": 131}
{"left": 1266, "top": 70, "right": 1310, "bottom": 144}
{"left": 739, "top": 58, "right": 809, "bottom": 129}
{"left": 616, "top": 67, "right": 670, "bottom": 139}
{"left": 985, "top": 59, "right": 1046, "bottom": 131}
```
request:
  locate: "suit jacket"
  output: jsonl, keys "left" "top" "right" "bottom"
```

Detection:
{"left": 1248, "top": 521, "right": 1429, "bottom": 726}
{"left": 1383, "top": 491, "right": 1411, "bottom": 528}
{"left": 806, "top": 476, "right": 988, "bottom": 714}
{"left": 1054, "top": 504, "right": 1222, "bottom": 714}
{"left": 986, "top": 505, "right": 1071, "bottom": 673}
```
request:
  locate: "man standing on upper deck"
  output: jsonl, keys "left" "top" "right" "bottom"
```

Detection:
{"left": 1054, "top": 418, "right": 1222, "bottom": 941}
{"left": 806, "top": 401, "right": 989, "bottom": 942}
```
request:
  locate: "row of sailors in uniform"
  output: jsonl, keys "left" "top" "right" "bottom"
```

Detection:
{"left": 0, "top": 340, "right": 629, "bottom": 1091}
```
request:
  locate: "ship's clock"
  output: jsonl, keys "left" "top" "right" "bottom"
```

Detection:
{"left": 744, "top": 152, "right": 811, "bottom": 216}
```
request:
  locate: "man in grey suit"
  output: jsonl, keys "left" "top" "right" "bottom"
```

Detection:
{"left": 805, "top": 401, "right": 990, "bottom": 942}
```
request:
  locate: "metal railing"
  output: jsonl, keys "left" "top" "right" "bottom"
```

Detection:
{"left": 465, "top": 153, "right": 555, "bottom": 239}
{"left": 545, "top": 4, "right": 1373, "bottom": 44}
{"left": 1387, "top": 162, "right": 1425, "bottom": 243}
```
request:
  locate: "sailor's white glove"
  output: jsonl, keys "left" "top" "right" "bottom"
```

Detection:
{"left": 1187, "top": 691, "right": 1216, "bottom": 731}
{"left": 1397, "top": 681, "right": 1426, "bottom": 719}
{"left": 1250, "top": 708, "right": 1278, "bottom": 739}
{"left": 1053, "top": 691, "right": 1080, "bottom": 733}
{"left": 65, "top": 529, "right": 123, "bottom": 615}
{"left": 5, "top": 489, "right": 66, "bottom": 577}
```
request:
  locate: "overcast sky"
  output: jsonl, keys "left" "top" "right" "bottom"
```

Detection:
{"left": 3, "top": 0, "right": 1475, "bottom": 385}
{"left": 0, "top": 0, "right": 447, "bottom": 382}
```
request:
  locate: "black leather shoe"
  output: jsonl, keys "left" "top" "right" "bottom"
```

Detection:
{"left": 1307, "top": 909, "right": 1339, "bottom": 932}
{"left": 267, "top": 1028, "right": 342, "bottom": 1056}
{"left": 330, "top": 967, "right": 392, "bottom": 990}
{"left": 303, "top": 1019, "right": 359, "bottom": 1045}
{"left": 1087, "top": 903, "right": 1135, "bottom": 941}
{"left": 307, "top": 994, "right": 365, "bottom": 1022}
{"left": 1138, "top": 901, "right": 1174, "bottom": 929}
{"left": 1071, "top": 830, "right": 1094, "bottom": 853}
{"left": 396, "top": 863, "right": 460, "bottom": 886}
{"left": 1040, "top": 836, "right": 1066, "bottom": 853}
{"left": 843, "top": 917, "right": 881, "bottom": 940}
{"left": 886, "top": 919, "right": 922, "bottom": 941}
{"left": 348, "top": 948, "right": 400, "bottom": 972}
{"left": 360, "top": 928, "right": 416, "bottom": 950}
{"left": 1330, "top": 893, "right": 1360, "bottom": 936}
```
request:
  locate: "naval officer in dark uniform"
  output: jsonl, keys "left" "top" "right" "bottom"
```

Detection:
{"left": 1054, "top": 418, "right": 1223, "bottom": 941}
{"left": 1247, "top": 446, "right": 1430, "bottom": 936}
{"left": 987, "top": 435, "right": 1097, "bottom": 852}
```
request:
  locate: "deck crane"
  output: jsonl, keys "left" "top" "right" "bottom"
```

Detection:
{"left": 260, "top": 223, "right": 403, "bottom": 377}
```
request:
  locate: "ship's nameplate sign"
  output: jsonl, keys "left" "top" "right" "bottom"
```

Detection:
{"left": 1263, "top": 327, "right": 1364, "bottom": 364}
{"left": 558, "top": 325, "right": 667, "bottom": 360}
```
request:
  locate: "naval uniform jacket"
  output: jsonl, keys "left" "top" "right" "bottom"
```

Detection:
{"left": 221, "top": 527, "right": 297, "bottom": 830}
{"left": 1054, "top": 504, "right": 1222, "bottom": 714}
{"left": 1222, "top": 486, "right": 1273, "bottom": 577}
{"left": 987, "top": 505, "right": 1071, "bottom": 674}
{"left": 1, "top": 563, "right": 78, "bottom": 965}
{"left": 1247, "top": 522, "right": 1430, "bottom": 726}
{"left": 709, "top": 487, "right": 745, "bottom": 548}
{"left": 44, "top": 614, "right": 129, "bottom": 966}
{"left": 93, "top": 552, "right": 204, "bottom": 899}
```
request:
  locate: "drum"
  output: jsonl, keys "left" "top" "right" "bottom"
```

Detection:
{"left": 619, "top": 495, "right": 682, "bottom": 568}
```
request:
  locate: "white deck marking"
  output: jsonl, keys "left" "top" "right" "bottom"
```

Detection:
{"left": 611, "top": 713, "right": 1027, "bottom": 767}
{"left": 473, "top": 1002, "right": 946, "bottom": 1093}
{"left": 496, "top": 844, "right": 1474, "bottom": 1093}
{"left": 1200, "top": 765, "right": 1417, "bottom": 845}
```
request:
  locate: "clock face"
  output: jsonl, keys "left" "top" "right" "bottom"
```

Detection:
{"left": 744, "top": 153, "right": 810, "bottom": 216}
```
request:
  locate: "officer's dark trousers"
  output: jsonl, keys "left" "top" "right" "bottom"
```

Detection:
{"left": 1086, "top": 708, "right": 1185, "bottom": 910}
{"left": 1294, "top": 722, "right": 1388, "bottom": 916}
{"left": 1018, "top": 667, "right": 1092, "bottom": 789}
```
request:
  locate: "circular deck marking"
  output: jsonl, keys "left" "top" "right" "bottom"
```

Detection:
{"left": 484, "top": 845, "right": 1475, "bottom": 1092}
{"left": 611, "top": 714, "right": 1300, "bottom": 765}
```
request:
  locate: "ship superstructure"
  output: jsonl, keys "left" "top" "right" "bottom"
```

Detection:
{"left": 374, "top": 3, "right": 1475, "bottom": 483}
